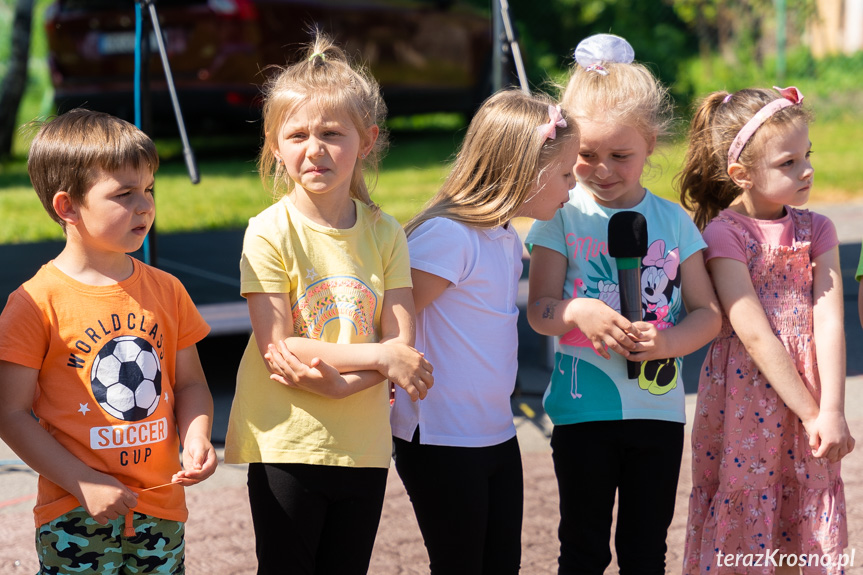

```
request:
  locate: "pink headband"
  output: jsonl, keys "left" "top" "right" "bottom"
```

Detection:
{"left": 537, "top": 105, "right": 567, "bottom": 141}
{"left": 726, "top": 86, "right": 804, "bottom": 165}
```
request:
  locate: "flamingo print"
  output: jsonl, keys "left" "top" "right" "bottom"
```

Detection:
{"left": 559, "top": 279, "right": 603, "bottom": 399}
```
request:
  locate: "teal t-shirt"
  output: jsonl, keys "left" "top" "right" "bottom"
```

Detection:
{"left": 525, "top": 185, "right": 706, "bottom": 425}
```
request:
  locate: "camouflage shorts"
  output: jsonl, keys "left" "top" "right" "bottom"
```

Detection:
{"left": 36, "top": 507, "right": 185, "bottom": 574}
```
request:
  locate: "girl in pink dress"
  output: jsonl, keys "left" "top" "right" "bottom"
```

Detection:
{"left": 679, "top": 87, "right": 856, "bottom": 574}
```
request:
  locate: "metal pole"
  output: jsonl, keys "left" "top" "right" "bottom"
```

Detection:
{"left": 498, "top": 0, "right": 529, "bottom": 94}
{"left": 492, "top": 0, "right": 502, "bottom": 92}
{"left": 776, "top": 0, "right": 786, "bottom": 84}
{"left": 143, "top": 0, "right": 199, "bottom": 184}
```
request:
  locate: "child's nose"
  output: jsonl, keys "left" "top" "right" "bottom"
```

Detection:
{"left": 137, "top": 193, "right": 155, "bottom": 214}
{"left": 306, "top": 137, "right": 325, "bottom": 157}
{"left": 595, "top": 160, "right": 611, "bottom": 179}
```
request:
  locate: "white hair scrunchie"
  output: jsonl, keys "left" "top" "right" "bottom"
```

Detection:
{"left": 574, "top": 33, "right": 635, "bottom": 75}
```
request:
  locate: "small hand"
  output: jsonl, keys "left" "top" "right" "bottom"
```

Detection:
{"left": 77, "top": 472, "right": 139, "bottom": 525}
{"left": 625, "top": 321, "right": 670, "bottom": 363}
{"left": 567, "top": 298, "right": 641, "bottom": 360}
{"left": 806, "top": 410, "right": 855, "bottom": 463}
{"left": 380, "top": 341, "right": 434, "bottom": 401}
{"left": 266, "top": 340, "right": 347, "bottom": 398}
{"left": 173, "top": 435, "right": 218, "bottom": 486}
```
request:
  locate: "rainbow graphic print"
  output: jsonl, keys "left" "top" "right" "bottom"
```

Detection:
{"left": 292, "top": 275, "right": 377, "bottom": 339}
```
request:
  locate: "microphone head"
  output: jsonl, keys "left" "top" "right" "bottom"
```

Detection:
{"left": 608, "top": 211, "right": 648, "bottom": 258}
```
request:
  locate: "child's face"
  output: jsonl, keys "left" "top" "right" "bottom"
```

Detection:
{"left": 515, "top": 136, "right": 579, "bottom": 221}
{"left": 72, "top": 166, "right": 155, "bottom": 254}
{"left": 274, "top": 102, "right": 373, "bottom": 202}
{"left": 574, "top": 119, "right": 653, "bottom": 209}
{"left": 745, "top": 123, "right": 813, "bottom": 219}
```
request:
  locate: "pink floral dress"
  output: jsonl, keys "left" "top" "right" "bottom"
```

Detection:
{"left": 684, "top": 209, "right": 847, "bottom": 574}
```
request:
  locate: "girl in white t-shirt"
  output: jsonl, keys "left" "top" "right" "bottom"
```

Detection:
{"left": 224, "top": 33, "right": 433, "bottom": 575}
{"left": 390, "top": 89, "right": 580, "bottom": 574}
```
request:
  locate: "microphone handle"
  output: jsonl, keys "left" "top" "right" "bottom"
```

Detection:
{"left": 617, "top": 266, "right": 642, "bottom": 380}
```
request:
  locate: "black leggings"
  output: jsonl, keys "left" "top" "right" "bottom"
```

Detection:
{"left": 246, "top": 462, "right": 388, "bottom": 575}
{"left": 551, "top": 419, "right": 684, "bottom": 575}
{"left": 393, "top": 434, "right": 524, "bottom": 575}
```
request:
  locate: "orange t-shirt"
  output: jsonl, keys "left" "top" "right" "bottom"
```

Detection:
{"left": 0, "top": 259, "right": 210, "bottom": 527}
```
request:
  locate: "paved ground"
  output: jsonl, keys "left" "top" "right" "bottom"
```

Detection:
{"left": 2, "top": 201, "right": 863, "bottom": 573}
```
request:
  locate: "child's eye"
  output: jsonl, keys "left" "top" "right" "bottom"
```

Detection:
{"left": 613, "top": 154, "right": 630, "bottom": 160}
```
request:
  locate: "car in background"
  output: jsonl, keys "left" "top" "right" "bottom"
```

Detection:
{"left": 44, "top": 0, "right": 503, "bottom": 136}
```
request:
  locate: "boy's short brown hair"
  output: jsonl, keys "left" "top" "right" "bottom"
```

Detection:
{"left": 27, "top": 109, "right": 159, "bottom": 228}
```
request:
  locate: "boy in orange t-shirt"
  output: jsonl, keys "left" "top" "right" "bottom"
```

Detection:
{"left": 0, "top": 109, "right": 217, "bottom": 573}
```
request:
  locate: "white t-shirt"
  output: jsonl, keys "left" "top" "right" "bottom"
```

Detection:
{"left": 391, "top": 217, "right": 521, "bottom": 447}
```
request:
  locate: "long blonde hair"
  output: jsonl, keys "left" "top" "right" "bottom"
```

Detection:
{"left": 405, "top": 90, "right": 578, "bottom": 236}
{"left": 258, "top": 33, "right": 387, "bottom": 210}
{"left": 678, "top": 88, "right": 812, "bottom": 230}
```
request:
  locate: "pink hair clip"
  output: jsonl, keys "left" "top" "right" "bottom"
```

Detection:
{"left": 727, "top": 86, "right": 803, "bottom": 165}
{"left": 585, "top": 63, "right": 608, "bottom": 75}
{"left": 537, "top": 104, "right": 567, "bottom": 141}
{"left": 722, "top": 93, "right": 733, "bottom": 104}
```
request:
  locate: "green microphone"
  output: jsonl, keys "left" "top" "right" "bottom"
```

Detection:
{"left": 608, "top": 211, "right": 648, "bottom": 379}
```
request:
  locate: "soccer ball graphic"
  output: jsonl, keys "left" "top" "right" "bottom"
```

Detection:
{"left": 90, "top": 336, "right": 162, "bottom": 421}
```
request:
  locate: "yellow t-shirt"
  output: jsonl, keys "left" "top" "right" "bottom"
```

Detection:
{"left": 0, "top": 260, "right": 210, "bottom": 527}
{"left": 224, "top": 198, "right": 412, "bottom": 468}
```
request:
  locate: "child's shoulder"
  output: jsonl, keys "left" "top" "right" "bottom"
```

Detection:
{"left": 248, "top": 196, "right": 289, "bottom": 227}
{"left": 642, "top": 189, "right": 690, "bottom": 217}
{"left": 134, "top": 258, "right": 185, "bottom": 287}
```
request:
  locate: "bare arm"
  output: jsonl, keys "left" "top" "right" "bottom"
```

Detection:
{"left": 526, "top": 245, "right": 639, "bottom": 360}
{"left": 251, "top": 288, "right": 432, "bottom": 400}
{"left": 411, "top": 268, "right": 451, "bottom": 313}
{"left": 629, "top": 251, "right": 722, "bottom": 362}
{"left": 247, "top": 292, "right": 377, "bottom": 398}
{"left": 809, "top": 245, "right": 854, "bottom": 461}
{"left": 0, "top": 360, "right": 138, "bottom": 524}
{"left": 707, "top": 257, "right": 821, "bottom": 429}
{"left": 171, "top": 344, "right": 218, "bottom": 485}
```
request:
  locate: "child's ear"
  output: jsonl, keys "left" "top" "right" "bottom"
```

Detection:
{"left": 646, "top": 133, "right": 657, "bottom": 156}
{"left": 52, "top": 191, "right": 80, "bottom": 226}
{"left": 360, "top": 125, "right": 379, "bottom": 159}
{"left": 727, "top": 163, "right": 753, "bottom": 190}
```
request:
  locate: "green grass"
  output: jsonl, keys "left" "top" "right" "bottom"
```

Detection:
{"left": 3, "top": 116, "right": 862, "bottom": 244}
{"left": 0, "top": 129, "right": 460, "bottom": 244}
{"left": 2, "top": 0, "right": 862, "bottom": 243}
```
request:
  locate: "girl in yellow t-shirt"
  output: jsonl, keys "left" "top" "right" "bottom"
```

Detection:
{"left": 224, "top": 33, "right": 433, "bottom": 574}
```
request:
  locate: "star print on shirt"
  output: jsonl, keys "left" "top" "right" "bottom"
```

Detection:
{"left": 164, "top": 392, "right": 169, "bottom": 403}
{"left": 78, "top": 403, "right": 90, "bottom": 415}
{"left": 305, "top": 268, "right": 319, "bottom": 281}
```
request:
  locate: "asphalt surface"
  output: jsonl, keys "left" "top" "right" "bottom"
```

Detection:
{"left": 1, "top": 201, "right": 863, "bottom": 573}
